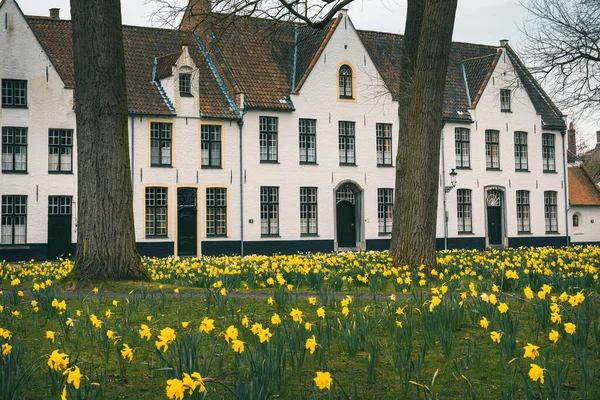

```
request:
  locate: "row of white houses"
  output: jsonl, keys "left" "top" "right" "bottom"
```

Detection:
{"left": 1, "top": 0, "right": 599, "bottom": 260}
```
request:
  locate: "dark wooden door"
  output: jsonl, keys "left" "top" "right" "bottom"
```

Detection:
{"left": 177, "top": 188, "right": 197, "bottom": 257}
{"left": 487, "top": 206, "right": 502, "bottom": 245}
{"left": 337, "top": 201, "right": 355, "bottom": 247}
{"left": 48, "top": 196, "right": 72, "bottom": 259}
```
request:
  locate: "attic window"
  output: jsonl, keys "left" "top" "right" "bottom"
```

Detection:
{"left": 179, "top": 72, "right": 192, "bottom": 97}
{"left": 338, "top": 65, "right": 353, "bottom": 99}
{"left": 500, "top": 89, "right": 511, "bottom": 112}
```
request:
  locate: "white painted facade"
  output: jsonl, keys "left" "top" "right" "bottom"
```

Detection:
{"left": 569, "top": 207, "right": 600, "bottom": 244}
{"left": 1, "top": 0, "right": 576, "bottom": 260}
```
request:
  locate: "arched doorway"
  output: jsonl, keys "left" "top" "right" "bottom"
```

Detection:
{"left": 335, "top": 182, "right": 362, "bottom": 249}
{"left": 485, "top": 187, "right": 505, "bottom": 247}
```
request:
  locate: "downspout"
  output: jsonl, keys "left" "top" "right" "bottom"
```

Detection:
{"left": 130, "top": 115, "right": 135, "bottom": 195}
{"left": 561, "top": 130, "right": 570, "bottom": 245}
{"left": 238, "top": 115, "right": 245, "bottom": 256}
{"left": 440, "top": 122, "right": 448, "bottom": 250}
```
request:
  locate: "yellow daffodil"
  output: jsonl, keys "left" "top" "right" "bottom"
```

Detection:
{"left": 523, "top": 343, "right": 540, "bottom": 360}
{"left": 314, "top": 371, "right": 332, "bottom": 390}
{"left": 528, "top": 364, "right": 544, "bottom": 384}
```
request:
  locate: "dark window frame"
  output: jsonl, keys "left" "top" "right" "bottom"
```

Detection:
{"left": 542, "top": 133, "right": 556, "bottom": 172}
{"left": 573, "top": 214, "right": 579, "bottom": 228}
{"left": 259, "top": 117, "right": 278, "bottom": 163}
{"left": 179, "top": 73, "right": 192, "bottom": 97}
{"left": 514, "top": 131, "right": 528, "bottom": 171}
{"left": 457, "top": 189, "right": 472, "bottom": 233}
{"left": 516, "top": 190, "right": 530, "bottom": 233}
{"left": 48, "top": 129, "right": 73, "bottom": 173}
{"left": 338, "top": 121, "right": 356, "bottom": 165}
{"left": 500, "top": 88, "right": 511, "bottom": 112}
{"left": 48, "top": 196, "right": 72, "bottom": 215}
{"left": 150, "top": 122, "right": 173, "bottom": 167}
{"left": 300, "top": 187, "right": 318, "bottom": 235}
{"left": 206, "top": 187, "right": 227, "bottom": 237}
{"left": 485, "top": 129, "right": 500, "bottom": 170}
{"left": 338, "top": 65, "right": 353, "bottom": 99}
{"left": 145, "top": 187, "right": 168, "bottom": 238}
{"left": 2, "top": 127, "right": 27, "bottom": 173}
{"left": 377, "top": 188, "right": 394, "bottom": 235}
{"left": 1, "top": 195, "right": 27, "bottom": 245}
{"left": 260, "top": 186, "right": 279, "bottom": 236}
{"left": 544, "top": 191, "right": 558, "bottom": 233}
{"left": 299, "top": 119, "right": 317, "bottom": 164}
{"left": 376, "top": 123, "right": 393, "bottom": 166}
{"left": 1, "top": 79, "right": 27, "bottom": 108}
{"left": 201, "top": 124, "right": 222, "bottom": 168}
{"left": 455, "top": 127, "right": 470, "bottom": 169}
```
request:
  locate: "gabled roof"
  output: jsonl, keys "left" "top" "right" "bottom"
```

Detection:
{"left": 462, "top": 52, "right": 500, "bottom": 108}
{"left": 25, "top": 16, "right": 237, "bottom": 119}
{"left": 504, "top": 45, "right": 566, "bottom": 129}
{"left": 155, "top": 51, "right": 182, "bottom": 80}
{"left": 568, "top": 165, "right": 600, "bottom": 206}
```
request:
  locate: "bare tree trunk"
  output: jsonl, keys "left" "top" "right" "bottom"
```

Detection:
{"left": 70, "top": 0, "right": 147, "bottom": 281}
{"left": 391, "top": 0, "right": 458, "bottom": 271}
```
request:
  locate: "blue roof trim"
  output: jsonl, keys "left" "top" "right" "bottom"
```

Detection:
{"left": 152, "top": 57, "right": 176, "bottom": 114}
{"left": 291, "top": 24, "right": 298, "bottom": 90}
{"left": 461, "top": 62, "right": 472, "bottom": 108}
{"left": 192, "top": 32, "right": 240, "bottom": 118}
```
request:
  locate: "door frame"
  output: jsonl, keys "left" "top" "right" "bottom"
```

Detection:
{"left": 174, "top": 184, "right": 201, "bottom": 257}
{"left": 47, "top": 195, "right": 73, "bottom": 259}
{"left": 484, "top": 186, "right": 507, "bottom": 248}
{"left": 333, "top": 180, "right": 364, "bottom": 251}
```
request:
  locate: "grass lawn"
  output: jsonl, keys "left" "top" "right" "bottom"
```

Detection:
{"left": 0, "top": 246, "right": 599, "bottom": 399}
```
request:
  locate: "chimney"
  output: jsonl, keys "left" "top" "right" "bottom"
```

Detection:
{"left": 567, "top": 122, "right": 576, "bottom": 155}
{"left": 185, "top": 0, "right": 211, "bottom": 33}
{"left": 499, "top": 39, "right": 509, "bottom": 47}
{"left": 49, "top": 8, "right": 60, "bottom": 19}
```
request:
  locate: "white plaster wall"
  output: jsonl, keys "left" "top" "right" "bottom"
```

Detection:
{"left": 159, "top": 47, "right": 201, "bottom": 119}
{"left": 569, "top": 207, "right": 600, "bottom": 243}
{"left": 439, "top": 48, "right": 567, "bottom": 245}
{"left": 241, "top": 13, "right": 398, "bottom": 247}
{"left": 0, "top": 0, "right": 77, "bottom": 245}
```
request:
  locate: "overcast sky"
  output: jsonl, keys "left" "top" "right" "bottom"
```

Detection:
{"left": 14, "top": 0, "right": 599, "bottom": 142}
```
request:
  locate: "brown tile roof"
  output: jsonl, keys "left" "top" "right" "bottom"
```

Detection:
{"left": 462, "top": 52, "right": 500, "bottom": 107}
{"left": 568, "top": 166, "right": 600, "bottom": 205}
{"left": 26, "top": 16, "right": 237, "bottom": 119}
{"left": 155, "top": 52, "right": 181, "bottom": 79}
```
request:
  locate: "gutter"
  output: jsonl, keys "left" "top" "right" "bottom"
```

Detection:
{"left": 561, "top": 131, "right": 570, "bottom": 245}
{"left": 238, "top": 112, "right": 246, "bottom": 256}
{"left": 130, "top": 115, "right": 135, "bottom": 194}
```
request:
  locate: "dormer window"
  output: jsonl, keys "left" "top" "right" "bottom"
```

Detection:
{"left": 338, "top": 65, "right": 353, "bottom": 99}
{"left": 179, "top": 71, "right": 192, "bottom": 97}
{"left": 500, "top": 89, "right": 511, "bottom": 112}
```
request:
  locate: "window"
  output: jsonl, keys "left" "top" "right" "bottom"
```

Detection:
{"left": 48, "top": 129, "right": 73, "bottom": 173}
{"left": 339, "top": 121, "right": 356, "bottom": 165}
{"left": 49, "top": 196, "right": 72, "bottom": 215}
{"left": 2, "top": 127, "right": 27, "bottom": 172}
{"left": 201, "top": 125, "right": 222, "bottom": 168}
{"left": 500, "top": 89, "right": 511, "bottom": 112}
{"left": 455, "top": 127, "right": 470, "bottom": 168}
{"left": 300, "top": 187, "right": 318, "bottom": 235}
{"left": 179, "top": 73, "right": 192, "bottom": 96}
{"left": 339, "top": 65, "right": 353, "bottom": 99}
{"left": 1, "top": 195, "right": 27, "bottom": 244}
{"left": 260, "top": 187, "right": 279, "bottom": 236}
{"left": 259, "top": 117, "right": 278, "bottom": 162}
{"left": 145, "top": 187, "right": 168, "bottom": 237}
{"left": 573, "top": 214, "right": 579, "bottom": 228}
{"left": 377, "top": 188, "right": 394, "bottom": 234}
{"left": 1, "top": 79, "right": 27, "bottom": 107}
{"left": 376, "top": 123, "right": 392, "bottom": 166}
{"left": 150, "top": 122, "right": 172, "bottom": 166}
{"left": 206, "top": 188, "right": 227, "bottom": 236}
{"left": 542, "top": 133, "right": 556, "bottom": 172}
{"left": 514, "top": 131, "right": 528, "bottom": 171}
{"left": 299, "top": 119, "right": 316, "bottom": 164}
{"left": 516, "top": 190, "right": 530, "bottom": 233}
{"left": 457, "top": 189, "right": 472, "bottom": 233}
{"left": 485, "top": 130, "right": 500, "bottom": 169}
{"left": 544, "top": 191, "right": 558, "bottom": 233}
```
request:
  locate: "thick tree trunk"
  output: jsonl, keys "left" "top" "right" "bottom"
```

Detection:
{"left": 390, "top": 0, "right": 458, "bottom": 271}
{"left": 70, "top": 0, "right": 147, "bottom": 281}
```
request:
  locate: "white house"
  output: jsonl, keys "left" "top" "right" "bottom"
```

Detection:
{"left": 1, "top": 0, "right": 577, "bottom": 261}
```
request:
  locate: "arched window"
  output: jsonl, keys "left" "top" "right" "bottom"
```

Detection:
{"left": 339, "top": 65, "right": 353, "bottom": 99}
{"left": 573, "top": 214, "right": 579, "bottom": 227}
